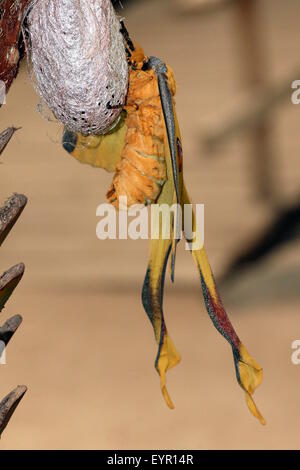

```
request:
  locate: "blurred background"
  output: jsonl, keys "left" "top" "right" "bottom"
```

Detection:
{"left": 0, "top": 0, "right": 300, "bottom": 450}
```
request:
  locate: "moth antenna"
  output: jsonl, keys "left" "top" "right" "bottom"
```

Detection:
{"left": 120, "top": 19, "right": 135, "bottom": 52}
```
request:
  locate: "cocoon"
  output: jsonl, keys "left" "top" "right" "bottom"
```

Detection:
{"left": 26, "top": 0, "right": 128, "bottom": 135}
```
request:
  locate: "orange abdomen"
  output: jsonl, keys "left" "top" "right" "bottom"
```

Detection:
{"left": 107, "top": 67, "right": 173, "bottom": 208}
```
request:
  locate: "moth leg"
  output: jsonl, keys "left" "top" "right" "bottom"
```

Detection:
{"left": 182, "top": 184, "right": 265, "bottom": 425}
{"left": 142, "top": 233, "right": 181, "bottom": 409}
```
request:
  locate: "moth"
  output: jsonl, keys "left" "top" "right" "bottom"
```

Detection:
{"left": 62, "top": 27, "right": 265, "bottom": 424}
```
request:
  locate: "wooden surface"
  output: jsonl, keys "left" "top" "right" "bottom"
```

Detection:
{"left": 0, "top": 0, "right": 299, "bottom": 449}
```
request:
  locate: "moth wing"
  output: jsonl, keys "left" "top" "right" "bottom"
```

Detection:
{"left": 156, "top": 66, "right": 184, "bottom": 281}
{"left": 141, "top": 63, "right": 184, "bottom": 408}
{"left": 62, "top": 113, "right": 127, "bottom": 173}
{"left": 182, "top": 184, "right": 265, "bottom": 425}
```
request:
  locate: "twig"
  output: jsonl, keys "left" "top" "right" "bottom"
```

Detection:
{"left": 0, "top": 195, "right": 27, "bottom": 439}
{"left": 0, "top": 315, "right": 23, "bottom": 346}
{"left": 0, "top": 127, "right": 21, "bottom": 156}
{"left": 0, "top": 264, "right": 25, "bottom": 313}
{"left": 0, "top": 386, "right": 27, "bottom": 437}
{"left": 0, "top": 193, "right": 27, "bottom": 247}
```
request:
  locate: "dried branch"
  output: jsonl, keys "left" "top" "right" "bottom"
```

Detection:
{"left": 0, "top": 194, "right": 27, "bottom": 439}
{"left": 0, "top": 386, "right": 27, "bottom": 437}
{"left": 0, "top": 193, "right": 27, "bottom": 247}
{"left": 0, "top": 127, "right": 21, "bottom": 156}
{"left": 0, "top": 5, "right": 29, "bottom": 437}
{"left": 0, "top": 314, "right": 22, "bottom": 346}
{"left": 0, "top": 264, "right": 25, "bottom": 313}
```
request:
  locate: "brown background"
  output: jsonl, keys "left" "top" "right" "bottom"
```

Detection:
{"left": 0, "top": 0, "right": 300, "bottom": 449}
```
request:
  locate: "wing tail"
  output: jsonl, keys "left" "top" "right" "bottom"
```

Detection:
{"left": 142, "top": 236, "right": 181, "bottom": 409}
{"left": 182, "top": 184, "right": 265, "bottom": 425}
